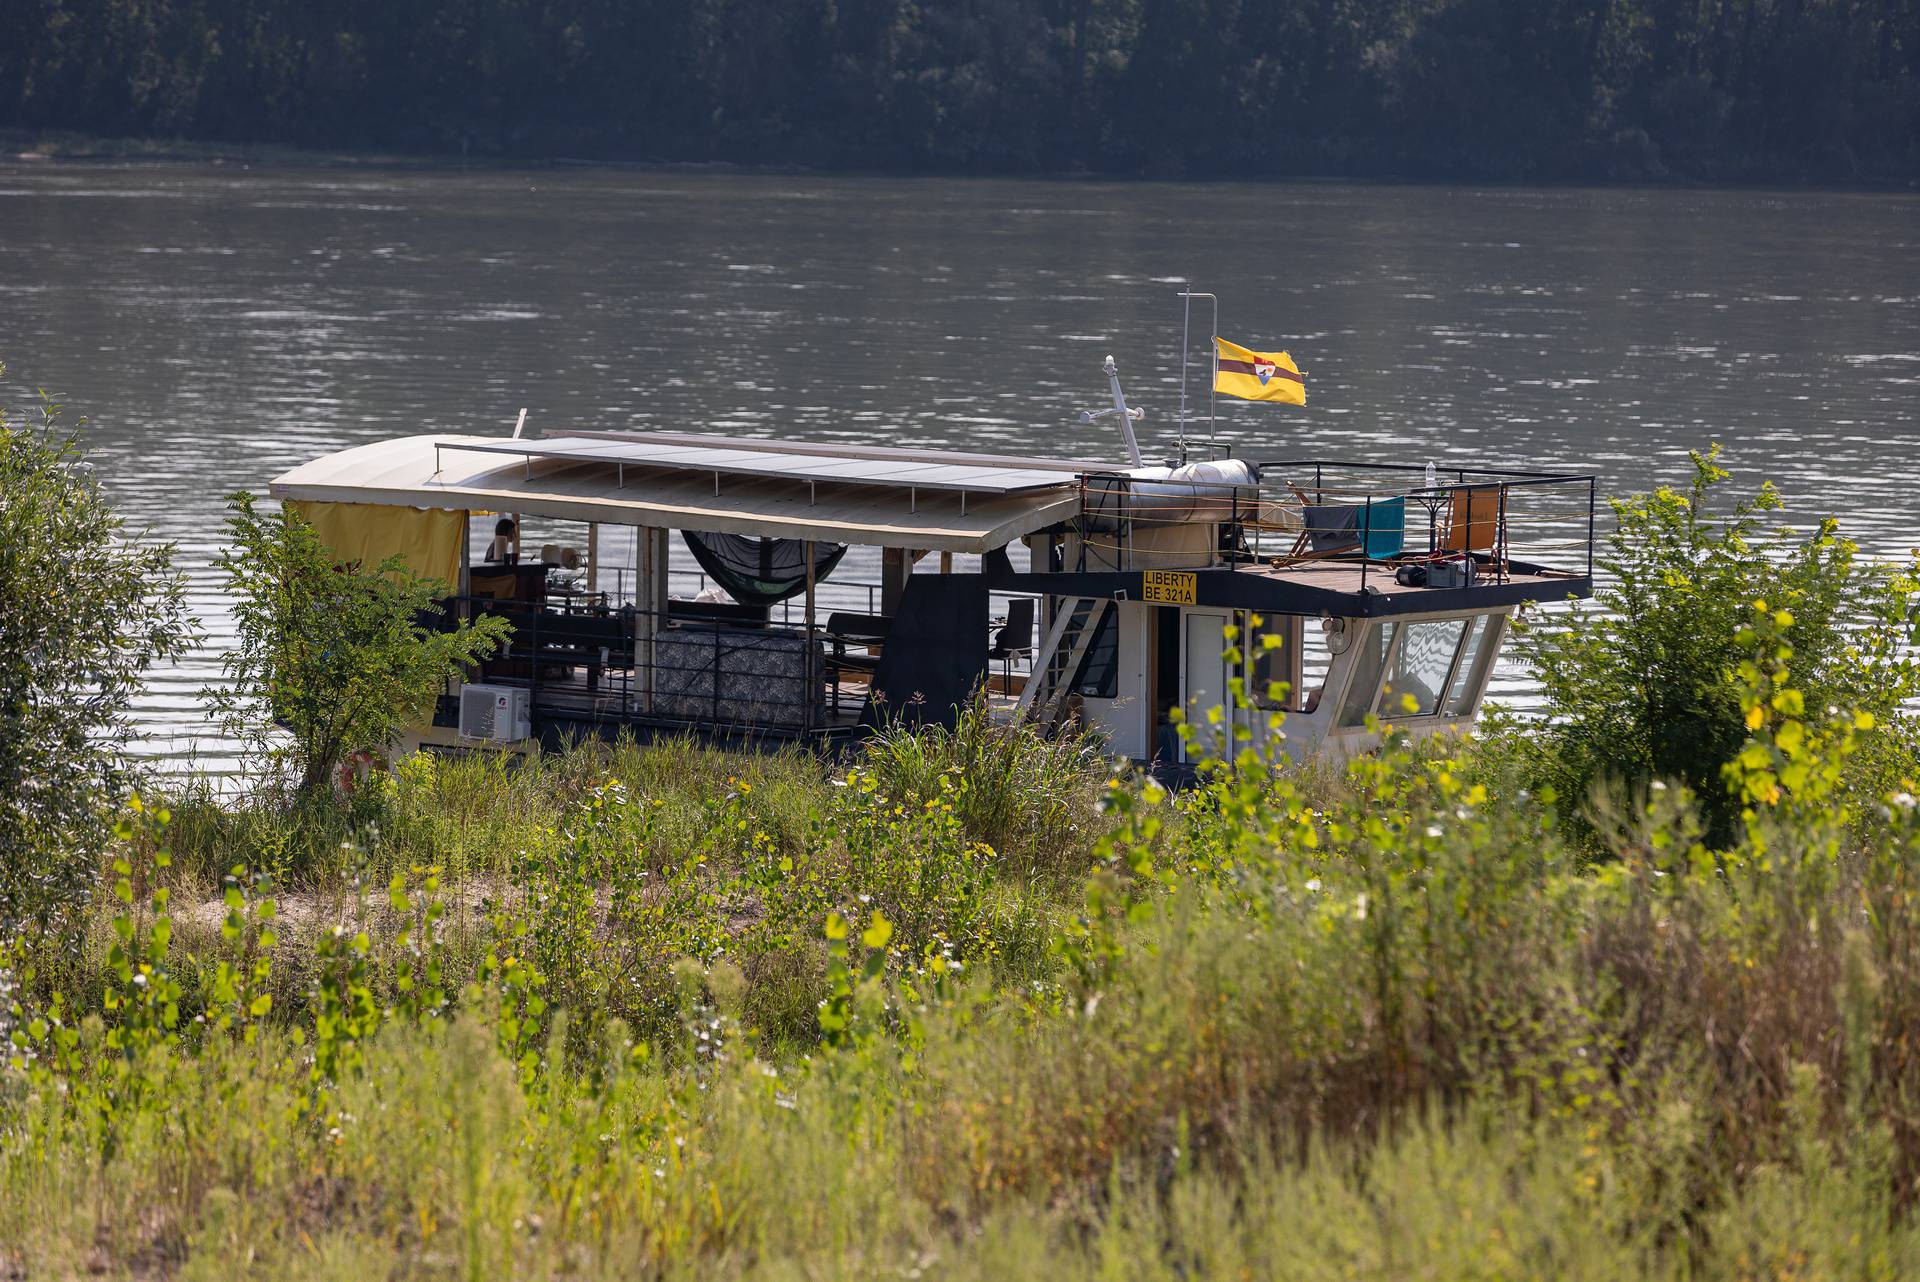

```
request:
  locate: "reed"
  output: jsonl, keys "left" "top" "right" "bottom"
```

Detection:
{"left": 7, "top": 634, "right": 1920, "bottom": 1279}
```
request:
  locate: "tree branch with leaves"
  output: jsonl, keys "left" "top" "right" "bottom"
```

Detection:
{"left": 210, "top": 493, "right": 509, "bottom": 799}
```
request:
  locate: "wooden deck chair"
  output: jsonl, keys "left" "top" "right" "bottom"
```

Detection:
{"left": 1440, "top": 485, "right": 1506, "bottom": 581}
{"left": 1272, "top": 490, "right": 1405, "bottom": 569}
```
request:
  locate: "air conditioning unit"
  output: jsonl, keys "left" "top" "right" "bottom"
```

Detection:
{"left": 457, "top": 683, "right": 531, "bottom": 743}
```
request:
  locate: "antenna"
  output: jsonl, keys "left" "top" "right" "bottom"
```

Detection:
{"left": 1077, "top": 355, "right": 1145, "bottom": 467}
{"left": 511, "top": 407, "right": 529, "bottom": 439}
{"left": 1177, "top": 289, "right": 1219, "bottom": 458}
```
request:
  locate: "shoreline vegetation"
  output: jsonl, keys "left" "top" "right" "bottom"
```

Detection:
{"left": 4, "top": 2, "right": 1918, "bottom": 188}
{"left": 8, "top": 127, "right": 1920, "bottom": 195}
{"left": 11, "top": 384, "right": 1920, "bottom": 1276}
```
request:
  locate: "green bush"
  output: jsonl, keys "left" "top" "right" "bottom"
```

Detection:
{"left": 211, "top": 493, "right": 508, "bottom": 800}
{"left": 1501, "top": 445, "right": 1920, "bottom": 845}
{"left": 861, "top": 691, "right": 1107, "bottom": 883}
{"left": 0, "top": 373, "right": 192, "bottom": 934}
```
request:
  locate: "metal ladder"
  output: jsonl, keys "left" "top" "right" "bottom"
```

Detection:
{"left": 1015, "top": 597, "right": 1105, "bottom": 732}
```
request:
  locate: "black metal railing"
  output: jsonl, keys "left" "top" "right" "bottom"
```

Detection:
{"left": 441, "top": 595, "right": 861, "bottom": 741}
{"left": 1069, "top": 459, "right": 1598, "bottom": 590}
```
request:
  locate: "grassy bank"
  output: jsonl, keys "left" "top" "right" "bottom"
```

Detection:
{"left": 7, "top": 676, "right": 1920, "bottom": 1280}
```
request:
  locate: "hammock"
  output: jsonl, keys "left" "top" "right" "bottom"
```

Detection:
{"left": 680, "top": 530, "right": 848, "bottom": 606}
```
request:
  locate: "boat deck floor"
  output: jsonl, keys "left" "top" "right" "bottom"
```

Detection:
{"left": 1243, "top": 559, "right": 1581, "bottom": 598}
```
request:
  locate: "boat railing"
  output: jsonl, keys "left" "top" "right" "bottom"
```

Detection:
{"left": 433, "top": 587, "right": 1042, "bottom": 743}
{"left": 438, "top": 597, "right": 857, "bottom": 741}
{"left": 1069, "top": 459, "right": 1597, "bottom": 589}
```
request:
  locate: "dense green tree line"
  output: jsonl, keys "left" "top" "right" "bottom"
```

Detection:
{"left": 3, "top": 0, "right": 1917, "bottom": 181}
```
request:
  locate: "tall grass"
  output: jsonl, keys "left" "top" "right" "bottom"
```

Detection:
{"left": 7, "top": 630, "right": 1920, "bottom": 1278}
{"left": 861, "top": 692, "right": 1108, "bottom": 883}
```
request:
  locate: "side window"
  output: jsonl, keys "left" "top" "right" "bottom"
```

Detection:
{"left": 1443, "top": 615, "right": 1502, "bottom": 716}
{"left": 1251, "top": 614, "right": 1291, "bottom": 709}
{"left": 1337, "top": 622, "right": 1397, "bottom": 727}
{"left": 1382, "top": 618, "right": 1470, "bottom": 717}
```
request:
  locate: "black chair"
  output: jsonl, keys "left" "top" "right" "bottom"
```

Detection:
{"left": 824, "top": 612, "right": 893, "bottom": 712}
{"left": 987, "top": 598, "right": 1036, "bottom": 691}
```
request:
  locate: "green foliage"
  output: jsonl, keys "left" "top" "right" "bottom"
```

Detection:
{"left": 202, "top": 861, "right": 278, "bottom": 1040}
{"left": 4, "top": 0, "right": 1918, "bottom": 181}
{"left": 1505, "top": 445, "right": 1920, "bottom": 845}
{"left": 101, "top": 798, "right": 182, "bottom": 1063}
{"left": 211, "top": 492, "right": 508, "bottom": 798}
{"left": 0, "top": 370, "right": 193, "bottom": 932}
{"left": 862, "top": 691, "right": 1105, "bottom": 883}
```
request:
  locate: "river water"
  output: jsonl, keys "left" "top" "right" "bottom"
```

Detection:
{"left": 3, "top": 163, "right": 1917, "bottom": 767}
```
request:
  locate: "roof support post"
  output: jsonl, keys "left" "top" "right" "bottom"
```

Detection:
{"left": 804, "top": 541, "right": 818, "bottom": 735}
{"left": 881, "top": 546, "right": 911, "bottom": 616}
{"left": 458, "top": 513, "right": 471, "bottom": 597}
{"left": 586, "top": 523, "right": 599, "bottom": 594}
{"left": 636, "top": 526, "right": 669, "bottom": 713}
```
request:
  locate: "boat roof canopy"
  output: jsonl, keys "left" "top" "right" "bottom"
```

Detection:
{"left": 267, "top": 433, "right": 1089, "bottom": 553}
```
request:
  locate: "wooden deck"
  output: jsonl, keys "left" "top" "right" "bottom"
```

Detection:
{"left": 1242, "top": 559, "right": 1582, "bottom": 599}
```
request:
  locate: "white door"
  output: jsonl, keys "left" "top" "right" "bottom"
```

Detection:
{"left": 1181, "top": 610, "right": 1233, "bottom": 762}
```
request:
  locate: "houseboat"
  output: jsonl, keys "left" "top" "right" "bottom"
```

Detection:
{"left": 266, "top": 359, "right": 1596, "bottom": 768}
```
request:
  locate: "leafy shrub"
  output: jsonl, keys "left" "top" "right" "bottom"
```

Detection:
{"left": 861, "top": 691, "right": 1107, "bottom": 882}
{"left": 0, "top": 374, "right": 193, "bottom": 933}
{"left": 1502, "top": 445, "right": 1920, "bottom": 845}
{"left": 211, "top": 493, "right": 508, "bottom": 799}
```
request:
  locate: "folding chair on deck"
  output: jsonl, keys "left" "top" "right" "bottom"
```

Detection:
{"left": 1272, "top": 495, "right": 1405, "bottom": 568}
{"left": 1439, "top": 485, "right": 1506, "bottom": 582}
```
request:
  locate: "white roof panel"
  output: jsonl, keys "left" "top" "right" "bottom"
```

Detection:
{"left": 440, "top": 435, "right": 1085, "bottom": 496}
{"left": 268, "top": 434, "right": 1081, "bottom": 554}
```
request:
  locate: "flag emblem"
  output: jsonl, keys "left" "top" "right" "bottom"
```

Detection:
{"left": 1214, "top": 337, "right": 1305, "bottom": 405}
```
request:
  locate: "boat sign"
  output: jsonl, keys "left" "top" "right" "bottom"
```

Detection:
{"left": 1141, "top": 570, "right": 1197, "bottom": 604}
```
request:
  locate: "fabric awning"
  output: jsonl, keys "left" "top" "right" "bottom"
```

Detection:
{"left": 286, "top": 499, "right": 465, "bottom": 587}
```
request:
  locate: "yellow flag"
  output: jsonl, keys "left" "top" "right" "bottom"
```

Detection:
{"left": 1213, "top": 337, "right": 1305, "bottom": 404}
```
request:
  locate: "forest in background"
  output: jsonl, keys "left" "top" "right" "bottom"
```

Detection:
{"left": 3, "top": 0, "right": 1918, "bottom": 184}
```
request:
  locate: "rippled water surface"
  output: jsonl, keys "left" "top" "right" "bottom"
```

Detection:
{"left": 3, "top": 163, "right": 1917, "bottom": 765}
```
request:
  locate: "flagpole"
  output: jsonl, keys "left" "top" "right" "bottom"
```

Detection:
{"left": 1178, "top": 288, "right": 1218, "bottom": 458}
{"left": 1178, "top": 290, "right": 1191, "bottom": 461}
{"left": 1208, "top": 296, "right": 1218, "bottom": 452}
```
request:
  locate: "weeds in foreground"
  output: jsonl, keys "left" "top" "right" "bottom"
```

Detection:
{"left": 5, "top": 606, "right": 1920, "bottom": 1278}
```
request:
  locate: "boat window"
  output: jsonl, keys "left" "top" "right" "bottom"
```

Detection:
{"left": 1337, "top": 622, "right": 1397, "bottom": 727}
{"left": 1443, "top": 615, "right": 1502, "bottom": 716}
{"left": 1382, "top": 618, "right": 1469, "bottom": 717}
{"left": 1072, "top": 604, "right": 1119, "bottom": 699}
{"left": 1251, "top": 614, "right": 1331, "bottom": 712}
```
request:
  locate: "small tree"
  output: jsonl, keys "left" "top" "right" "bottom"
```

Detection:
{"left": 0, "top": 372, "right": 194, "bottom": 932}
{"left": 1507, "top": 445, "right": 1920, "bottom": 844}
{"left": 212, "top": 493, "right": 509, "bottom": 798}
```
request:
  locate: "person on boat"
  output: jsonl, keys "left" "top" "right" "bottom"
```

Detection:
{"left": 485, "top": 517, "right": 516, "bottom": 563}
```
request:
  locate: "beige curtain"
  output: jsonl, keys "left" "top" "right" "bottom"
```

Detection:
{"left": 286, "top": 500, "right": 465, "bottom": 588}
